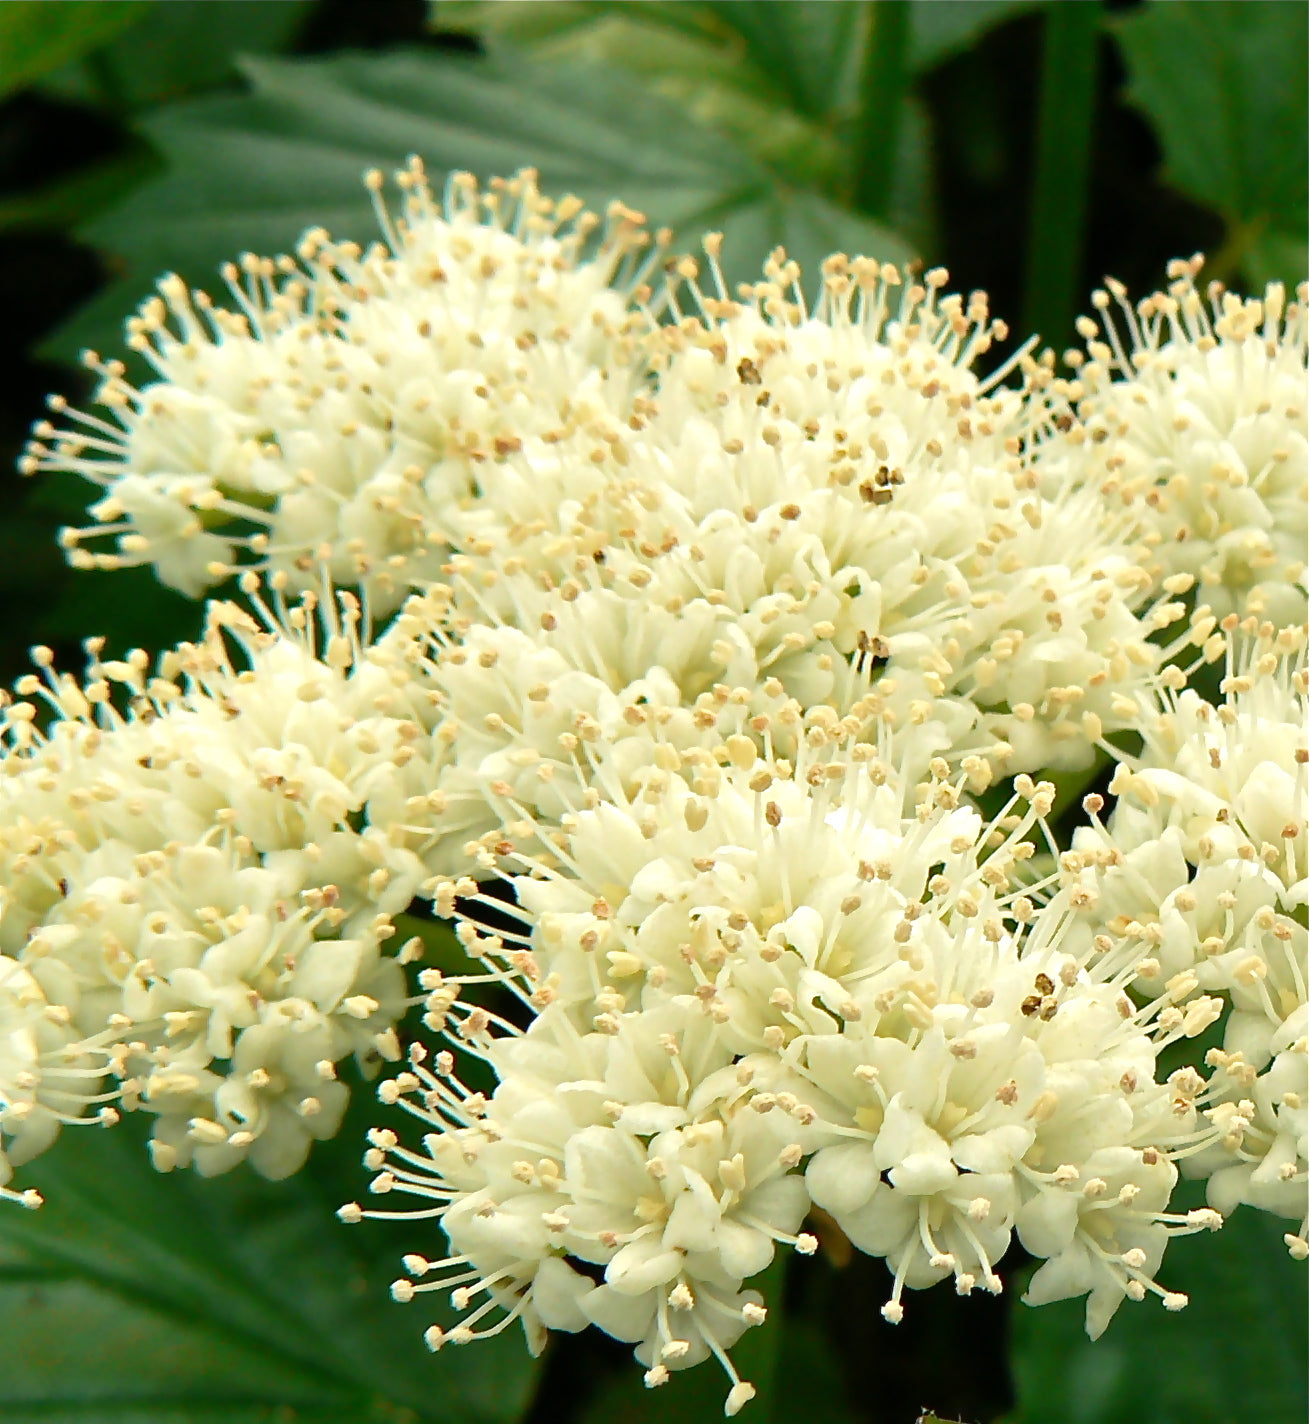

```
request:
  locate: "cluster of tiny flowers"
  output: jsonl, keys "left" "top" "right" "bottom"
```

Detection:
{"left": 9, "top": 165, "right": 1307, "bottom": 1412}
{"left": 390, "top": 245, "right": 1210, "bottom": 803}
{"left": 1048, "top": 256, "right": 1308, "bottom": 625}
{"left": 1065, "top": 621, "right": 1308, "bottom": 1257}
{"left": 0, "top": 576, "right": 434, "bottom": 1191}
{"left": 24, "top": 163, "right": 668, "bottom": 610}
{"left": 347, "top": 732, "right": 1230, "bottom": 1406}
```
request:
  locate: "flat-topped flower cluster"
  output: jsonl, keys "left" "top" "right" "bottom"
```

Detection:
{"left": 7, "top": 164, "right": 1307, "bottom": 1412}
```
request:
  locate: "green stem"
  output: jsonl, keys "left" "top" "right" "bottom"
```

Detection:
{"left": 1021, "top": 0, "right": 1101, "bottom": 354}
{"left": 851, "top": 0, "right": 912, "bottom": 221}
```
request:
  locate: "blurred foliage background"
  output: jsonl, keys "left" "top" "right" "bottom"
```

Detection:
{"left": 0, "top": 3, "right": 1304, "bottom": 1423}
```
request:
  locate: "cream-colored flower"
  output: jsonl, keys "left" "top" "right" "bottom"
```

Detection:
{"left": 1069, "top": 623, "right": 1306, "bottom": 1012}
{"left": 344, "top": 1001, "right": 806, "bottom": 1413}
{"left": 441, "top": 733, "right": 1043, "bottom": 1040}
{"left": 1, "top": 583, "right": 433, "bottom": 1180}
{"left": 25, "top": 164, "right": 665, "bottom": 609}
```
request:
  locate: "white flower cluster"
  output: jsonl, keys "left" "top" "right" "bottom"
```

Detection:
{"left": 391, "top": 249, "right": 1208, "bottom": 799}
{"left": 1066, "top": 622, "right": 1308, "bottom": 1257}
{"left": 346, "top": 735, "right": 1229, "bottom": 1406}
{"left": 24, "top": 162, "right": 666, "bottom": 610}
{"left": 1, "top": 579, "right": 432, "bottom": 1191}
{"left": 10, "top": 165, "right": 1308, "bottom": 1412}
{"left": 1051, "top": 256, "right": 1308, "bottom": 625}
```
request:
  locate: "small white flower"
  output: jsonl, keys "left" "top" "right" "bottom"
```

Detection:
{"left": 471, "top": 733, "right": 1038, "bottom": 1043}
{"left": 1018, "top": 1144, "right": 1207, "bottom": 1338}
{"left": 0, "top": 585, "right": 434, "bottom": 1179}
{"left": 1197, "top": 1019, "right": 1308, "bottom": 1256}
{"left": 1070, "top": 626, "right": 1306, "bottom": 1013}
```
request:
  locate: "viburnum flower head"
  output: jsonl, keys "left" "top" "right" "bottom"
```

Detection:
{"left": 415, "top": 725, "right": 1224, "bottom": 1344}
{"left": 342, "top": 999, "right": 811, "bottom": 1415}
{"left": 387, "top": 236, "right": 1210, "bottom": 832}
{"left": 451, "top": 727, "right": 1024, "bottom": 1041}
{"left": 1056, "top": 259, "right": 1308, "bottom": 623}
{"left": 0, "top": 578, "right": 439, "bottom": 1188}
{"left": 755, "top": 870, "right": 1220, "bottom": 1336}
{"left": 624, "top": 243, "right": 1201, "bottom": 773}
{"left": 24, "top": 162, "right": 667, "bottom": 609}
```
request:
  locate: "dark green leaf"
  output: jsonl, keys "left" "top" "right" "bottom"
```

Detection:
{"left": 38, "top": 0, "right": 315, "bottom": 113}
{"left": 0, "top": 143, "right": 159, "bottom": 234}
{"left": 696, "top": 0, "right": 865, "bottom": 120}
{"left": 46, "top": 47, "right": 912, "bottom": 367}
{"left": 0, "top": 1, "right": 149, "bottom": 101}
{"left": 432, "top": 4, "right": 941, "bottom": 241}
{"left": 0, "top": 1106, "right": 538, "bottom": 1424}
{"left": 437, "top": 1, "right": 728, "bottom": 53}
{"left": 1021, "top": 2, "right": 1099, "bottom": 353}
{"left": 1115, "top": 1, "right": 1308, "bottom": 285}
{"left": 851, "top": 1, "right": 913, "bottom": 223}
{"left": 436, "top": 2, "right": 835, "bottom": 186}
{"left": 1246, "top": 229, "right": 1309, "bottom": 292}
{"left": 1006, "top": 1206, "right": 1307, "bottom": 1424}
{"left": 0, "top": 1274, "right": 344, "bottom": 1420}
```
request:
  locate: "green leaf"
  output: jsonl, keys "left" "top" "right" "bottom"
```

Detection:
{"left": 47, "top": 46, "right": 912, "bottom": 367}
{"left": 696, "top": 0, "right": 866, "bottom": 121}
{"left": 0, "top": 1, "right": 149, "bottom": 101}
{"left": 851, "top": 1, "right": 913, "bottom": 223}
{"left": 37, "top": 0, "right": 315, "bottom": 113}
{"left": 1115, "top": 0, "right": 1308, "bottom": 286}
{"left": 0, "top": 143, "right": 160, "bottom": 233}
{"left": 1246, "top": 228, "right": 1309, "bottom": 292}
{"left": 434, "top": 3, "right": 942, "bottom": 243}
{"left": 0, "top": 1273, "right": 346, "bottom": 1421}
{"left": 437, "top": 1, "right": 730, "bottom": 54}
{"left": 437, "top": 2, "right": 846, "bottom": 192}
{"left": 430, "top": 2, "right": 1054, "bottom": 255}
{"left": 0, "top": 1105, "right": 538, "bottom": 1424}
{"left": 1006, "top": 1207, "right": 1308, "bottom": 1424}
{"left": 1021, "top": 2, "right": 1100, "bottom": 353}
{"left": 432, "top": 2, "right": 931, "bottom": 234}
